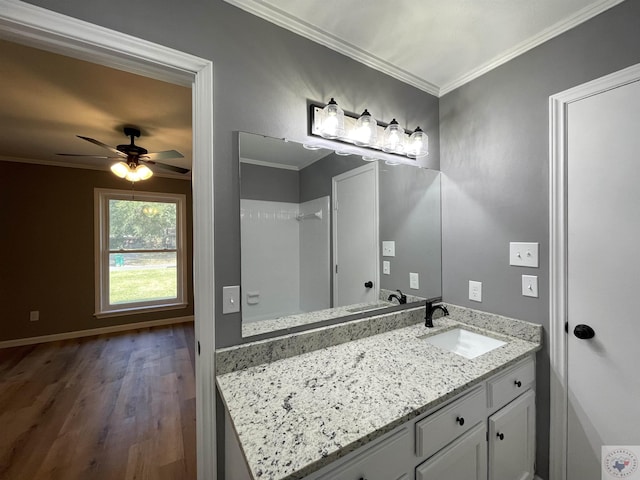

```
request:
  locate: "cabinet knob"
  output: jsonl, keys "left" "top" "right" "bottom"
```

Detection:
{"left": 497, "top": 432, "right": 505, "bottom": 440}
{"left": 456, "top": 416, "right": 465, "bottom": 426}
{"left": 514, "top": 380, "right": 522, "bottom": 388}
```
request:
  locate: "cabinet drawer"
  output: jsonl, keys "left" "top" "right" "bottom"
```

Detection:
{"left": 487, "top": 357, "right": 535, "bottom": 411}
{"left": 315, "top": 427, "right": 411, "bottom": 480}
{"left": 415, "top": 386, "right": 486, "bottom": 460}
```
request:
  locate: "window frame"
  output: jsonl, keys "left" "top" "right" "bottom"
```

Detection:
{"left": 94, "top": 188, "right": 188, "bottom": 318}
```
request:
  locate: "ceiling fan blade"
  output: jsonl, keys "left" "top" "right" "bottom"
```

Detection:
{"left": 143, "top": 150, "right": 184, "bottom": 161}
{"left": 142, "top": 159, "right": 190, "bottom": 174}
{"left": 77, "top": 135, "right": 126, "bottom": 157}
{"left": 56, "top": 153, "right": 122, "bottom": 159}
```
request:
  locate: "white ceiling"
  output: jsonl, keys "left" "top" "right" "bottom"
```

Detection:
{"left": 225, "top": 0, "right": 625, "bottom": 96}
{"left": 0, "top": 39, "right": 192, "bottom": 176}
{"left": 240, "top": 132, "right": 332, "bottom": 170}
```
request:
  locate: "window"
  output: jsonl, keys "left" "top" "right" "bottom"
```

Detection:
{"left": 95, "top": 189, "right": 187, "bottom": 317}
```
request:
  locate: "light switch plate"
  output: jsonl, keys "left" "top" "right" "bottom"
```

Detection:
{"left": 382, "top": 241, "right": 395, "bottom": 257}
{"left": 222, "top": 285, "right": 240, "bottom": 314}
{"left": 509, "top": 242, "right": 539, "bottom": 268}
{"left": 469, "top": 281, "right": 482, "bottom": 302}
{"left": 522, "top": 275, "right": 539, "bottom": 298}
{"left": 410, "top": 272, "right": 419, "bottom": 289}
{"left": 383, "top": 261, "right": 390, "bottom": 275}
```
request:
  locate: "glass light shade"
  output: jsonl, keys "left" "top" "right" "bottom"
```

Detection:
{"left": 407, "top": 127, "right": 429, "bottom": 158}
{"left": 353, "top": 109, "right": 377, "bottom": 147}
{"left": 124, "top": 164, "right": 153, "bottom": 182}
{"left": 382, "top": 119, "right": 405, "bottom": 154}
{"left": 320, "top": 98, "right": 345, "bottom": 139}
{"left": 111, "top": 161, "right": 130, "bottom": 178}
{"left": 361, "top": 155, "right": 378, "bottom": 162}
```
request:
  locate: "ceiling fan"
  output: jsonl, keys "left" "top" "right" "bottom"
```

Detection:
{"left": 58, "top": 126, "right": 190, "bottom": 181}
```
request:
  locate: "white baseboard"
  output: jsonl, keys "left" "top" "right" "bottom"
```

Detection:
{"left": 0, "top": 315, "right": 194, "bottom": 349}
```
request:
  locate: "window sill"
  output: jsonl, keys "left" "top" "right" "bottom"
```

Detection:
{"left": 94, "top": 303, "right": 188, "bottom": 319}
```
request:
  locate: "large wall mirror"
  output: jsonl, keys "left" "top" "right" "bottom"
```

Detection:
{"left": 239, "top": 132, "right": 441, "bottom": 337}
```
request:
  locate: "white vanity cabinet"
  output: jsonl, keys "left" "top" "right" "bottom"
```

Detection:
{"left": 304, "top": 356, "right": 536, "bottom": 480}
{"left": 488, "top": 389, "right": 536, "bottom": 480}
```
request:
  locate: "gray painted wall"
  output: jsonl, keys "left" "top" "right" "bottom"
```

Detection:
{"left": 24, "top": 0, "right": 440, "bottom": 349}
{"left": 379, "top": 164, "right": 441, "bottom": 300}
{"left": 440, "top": 2, "right": 640, "bottom": 477}
{"left": 240, "top": 162, "right": 299, "bottom": 203}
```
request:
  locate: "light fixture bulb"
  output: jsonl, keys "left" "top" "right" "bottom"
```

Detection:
{"left": 353, "top": 109, "right": 377, "bottom": 147}
{"left": 136, "top": 164, "right": 153, "bottom": 180}
{"left": 320, "top": 98, "right": 345, "bottom": 139}
{"left": 111, "top": 161, "right": 129, "bottom": 178}
{"left": 382, "top": 119, "right": 405, "bottom": 154}
{"left": 407, "top": 127, "right": 429, "bottom": 158}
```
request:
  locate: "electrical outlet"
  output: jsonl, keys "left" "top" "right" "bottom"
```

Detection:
{"left": 383, "top": 261, "right": 390, "bottom": 275}
{"left": 410, "top": 272, "right": 419, "bottom": 289}
{"left": 382, "top": 241, "right": 395, "bottom": 257}
{"left": 469, "top": 281, "right": 482, "bottom": 302}
{"left": 29, "top": 310, "right": 39, "bottom": 322}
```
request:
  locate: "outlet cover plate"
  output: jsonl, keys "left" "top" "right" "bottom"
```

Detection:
{"left": 509, "top": 242, "right": 539, "bottom": 268}
{"left": 222, "top": 285, "right": 240, "bottom": 314}
{"left": 382, "top": 241, "right": 395, "bottom": 257}
{"left": 522, "top": 275, "right": 539, "bottom": 298}
{"left": 410, "top": 272, "right": 419, "bottom": 289}
{"left": 469, "top": 281, "right": 482, "bottom": 302}
{"left": 383, "top": 261, "right": 390, "bottom": 275}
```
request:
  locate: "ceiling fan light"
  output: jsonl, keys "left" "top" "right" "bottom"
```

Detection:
{"left": 407, "top": 127, "right": 429, "bottom": 159}
{"left": 382, "top": 118, "right": 405, "bottom": 154}
{"left": 320, "top": 98, "right": 345, "bottom": 139}
{"left": 111, "top": 161, "right": 129, "bottom": 178}
{"left": 353, "top": 109, "right": 377, "bottom": 147}
{"left": 136, "top": 164, "right": 153, "bottom": 180}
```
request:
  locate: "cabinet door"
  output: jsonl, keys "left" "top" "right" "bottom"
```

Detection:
{"left": 488, "top": 389, "right": 535, "bottom": 480}
{"left": 415, "top": 423, "right": 487, "bottom": 480}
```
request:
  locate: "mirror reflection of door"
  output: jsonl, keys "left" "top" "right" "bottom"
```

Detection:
{"left": 332, "top": 162, "right": 379, "bottom": 307}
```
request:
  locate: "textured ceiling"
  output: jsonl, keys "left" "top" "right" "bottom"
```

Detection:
{"left": 0, "top": 39, "right": 192, "bottom": 176}
{"left": 225, "top": 0, "right": 624, "bottom": 95}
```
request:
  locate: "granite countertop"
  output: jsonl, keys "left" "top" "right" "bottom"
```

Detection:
{"left": 217, "top": 309, "right": 542, "bottom": 480}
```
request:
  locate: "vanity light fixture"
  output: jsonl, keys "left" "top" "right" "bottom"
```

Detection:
{"left": 353, "top": 109, "right": 377, "bottom": 147}
{"left": 309, "top": 100, "right": 429, "bottom": 163}
{"left": 382, "top": 119, "right": 405, "bottom": 154}
{"left": 319, "top": 98, "right": 345, "bottom": 139}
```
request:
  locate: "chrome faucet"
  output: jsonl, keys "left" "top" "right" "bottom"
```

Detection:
{"left": 425, "top": 297, "right": 449, "bottom": 328}
{"left": 388, "top": 289, "right": 407, "bottom": 304}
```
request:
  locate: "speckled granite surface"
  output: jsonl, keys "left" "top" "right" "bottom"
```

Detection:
{"left": 218, "top": 307, "right": 425, "bottom": 375}
{"left": 446, "top": 304, "right": 542, "bottom": 343}
{"left": 242, "top": 301, "right": 395, "bottom": 338}
{"left": 217, "top": 307, "right": 542, "bottom": 480}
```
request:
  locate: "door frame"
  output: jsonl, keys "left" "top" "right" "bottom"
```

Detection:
{"left": 0, "top": 1, "right": 216, "bottom": 478}
{"left": 332, "top": 161, "right": 380, "bottom": 306}
{"left": 549, "top": 62, "right": 640, "bottom": 480}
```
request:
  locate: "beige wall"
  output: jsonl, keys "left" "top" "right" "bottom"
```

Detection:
{"left": 0, "top": 161, "right": 194, "bottom": 342}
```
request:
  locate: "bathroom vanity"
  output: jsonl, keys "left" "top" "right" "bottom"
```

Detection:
{"left": 216, "top": 305, "right": 541, "bottom": 480}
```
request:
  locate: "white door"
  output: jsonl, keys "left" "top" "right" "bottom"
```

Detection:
{"left": 332, "top": 162, "right": 379, "bottom": 307}
{"left": 566, "top": 78, "right": 640, "bottom": 479}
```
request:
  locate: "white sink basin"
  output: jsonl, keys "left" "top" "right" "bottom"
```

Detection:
{"left": 419, "top": 328, "right": 507, "bottom": 359}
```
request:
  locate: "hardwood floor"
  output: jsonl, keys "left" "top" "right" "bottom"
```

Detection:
{"left": 0, "top": 323, "right": 196, "bottom": 480}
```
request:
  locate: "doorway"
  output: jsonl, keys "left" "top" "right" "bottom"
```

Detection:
{"left": 549, "top": 63, "right": 640, "bottom": 480}
{"left": 0, "top": 2, "right": 215, "bottom": 478}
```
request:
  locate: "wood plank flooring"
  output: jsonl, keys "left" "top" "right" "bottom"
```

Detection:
{"left": 0, "top": 323, "right": 196, "bottom": 480}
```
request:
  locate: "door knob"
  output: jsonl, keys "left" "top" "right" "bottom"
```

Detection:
{"left": 364, "top": 281, "right": 373, "bottom": 288}
{"left": 573, "top": 324, "right": 595, "bottom": 340}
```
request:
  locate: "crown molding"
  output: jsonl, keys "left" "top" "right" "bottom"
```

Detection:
{"left": 439, "top": 0, "right": 627, "bottom": 95}
{"left": 224, "top": 0, "right": 440, "bottom": 96}
{"left": 225, "top": 0, "right": 625, "bottom": 98}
